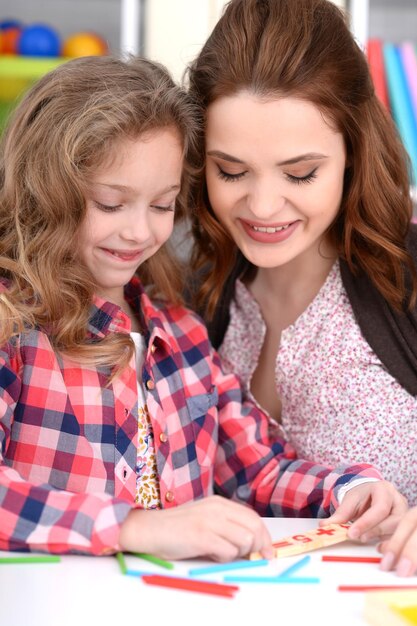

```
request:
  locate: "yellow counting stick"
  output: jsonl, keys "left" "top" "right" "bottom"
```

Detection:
{"left": 250, "top": 523, "right": 350, "bottom": 561}
{"left": 365, "top": 590, "right": 417, "bottom": 626}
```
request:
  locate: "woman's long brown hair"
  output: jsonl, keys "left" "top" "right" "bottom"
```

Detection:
{"left": 187, "top": 0, "right": 416, "bottom": 323}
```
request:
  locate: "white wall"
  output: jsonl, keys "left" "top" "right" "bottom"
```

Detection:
{"left": 144, "top": 0, "right": 227, "bottom": 81}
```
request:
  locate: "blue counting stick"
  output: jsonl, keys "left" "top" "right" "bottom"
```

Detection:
{"left": 277, "top": 555, "right": 311, "bottom": 578}
{"left": 188, "top": 559, "right": 269, "bottom": 577}
{"left": 223, "top": 575, "right": 320, "bottom": 584}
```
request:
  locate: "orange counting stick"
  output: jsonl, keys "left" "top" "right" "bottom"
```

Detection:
{"left": 142, "top": 574, "right": 239, "bottom": 598}
{"left": 250, "top": 523, "right": 350, "bottom": 560}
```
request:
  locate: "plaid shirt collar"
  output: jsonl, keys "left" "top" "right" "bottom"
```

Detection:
{"left": 88, "top": 276, "right": 172, "bottom": 346}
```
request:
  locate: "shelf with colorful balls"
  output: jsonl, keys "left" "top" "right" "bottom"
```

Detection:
{"left": 0, "top": 19, "right": 109, "bottom": 130}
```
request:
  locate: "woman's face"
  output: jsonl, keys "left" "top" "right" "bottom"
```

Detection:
{"left": 205, "top": 92, "right": 347, "bottom": 270}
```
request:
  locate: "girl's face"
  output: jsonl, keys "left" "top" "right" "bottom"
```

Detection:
{"left": 205, "top": 92, "right": 347, "bottom": 271}
{"left": 79, "top": 128, "right": 183, "bottom": 306}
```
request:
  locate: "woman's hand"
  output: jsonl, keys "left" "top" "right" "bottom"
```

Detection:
{"left": 322, "top": 480, "right": 408, "bottom": 542}
{"left": 119, "top": 495, "right": 273, "bottom": 562}
{"left": 378, "top": 507, "right": 417, "bottom": 577}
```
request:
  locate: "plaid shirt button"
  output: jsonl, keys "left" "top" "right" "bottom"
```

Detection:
{"left": 159, "top": 433, "right": 168, "bottom": 443}
{"left": 146, "top": 380, "right": 155, "bottom": 390}
{"left": 150, "top": 344, "right": 157, "bottom": 354}
{"left": 165, "top": 491, "right": 174, "bottom": 502}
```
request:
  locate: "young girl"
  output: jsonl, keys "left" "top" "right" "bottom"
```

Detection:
{"left": 188, "top": 0, "right": 417, "bottom": 521}
{"left": 0, "top": 55, "right": 406, "bottom": 560}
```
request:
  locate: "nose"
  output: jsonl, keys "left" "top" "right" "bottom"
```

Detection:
{"left": 120, "top": 206, "right": 153, "bottom": 244}
{"left": 247, "top": 174, "right": 287, "bottom": 220}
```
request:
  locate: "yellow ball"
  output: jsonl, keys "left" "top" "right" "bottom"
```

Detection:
{"left": 63, "top": 32, "right": 108, "bottom": 58}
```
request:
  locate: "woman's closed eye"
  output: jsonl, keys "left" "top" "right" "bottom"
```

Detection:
{"left": 216, "top": 166, "right": 247, "bottom": 182}
{"left": 285, "top": 167, "right": 318, "bottom": 185}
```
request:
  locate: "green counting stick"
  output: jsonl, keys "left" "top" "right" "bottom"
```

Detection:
{"left": 116, "top": 552, "right": 128, "bottom": 575}
{"left": 0, "top": 555, "right": 61, "bottom": 564}
{"left": 132, "top": 553, "right": 174, "bottom": 570}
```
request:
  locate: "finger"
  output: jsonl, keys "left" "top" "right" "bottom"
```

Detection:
{"left": 348, "top": 491, "right": 407, "bottom": 541}
{"left": 325, "top": 496, "right": 364, "bottom": 527}
{"left": 222, "top": 500, "right": 273, "bottom": 556}
{"left": 379, "top": 509, "right": 417, "bottom": 576}
{"left": 347, "top": 499, "right": 393, "bottom": 540}
{"left": 220, "top": 517, "right": 271, "bottom": 559}
{"left": 357, "top": 518, "right": 402, "bottom": 543}
{"left": 204, "top": 533, "right": 242, "bottom": 562}
{"left": 245, "top": 519, "right": 273, "bottom": 559}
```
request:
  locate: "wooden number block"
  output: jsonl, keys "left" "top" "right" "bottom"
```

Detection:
{"left": 365, "top": 590, "right": 417, "bottom": 626}
{"left": 250, "top": 523, "right": 350, "bottom": 561}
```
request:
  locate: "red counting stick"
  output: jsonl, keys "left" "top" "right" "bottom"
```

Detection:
{"left": 339, "top": 585, "right": 417, "bottom": 593}
{"left": 322, "top": 556, "right": 382, "bottom": 564}
{"left": 142, "top": 574, "right": 239, "bottom": 598}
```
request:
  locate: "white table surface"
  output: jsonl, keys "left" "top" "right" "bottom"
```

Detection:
{"left": 1, "top": 518, "right": 415, "bottom": 626}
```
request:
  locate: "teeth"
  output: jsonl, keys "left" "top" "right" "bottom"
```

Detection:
{"left": 252, "top": 224, "right": 290, "bottom": 233}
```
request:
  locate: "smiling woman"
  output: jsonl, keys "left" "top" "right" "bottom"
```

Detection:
{"left": 187, "top": 0, "right": 417, "bottom": 513}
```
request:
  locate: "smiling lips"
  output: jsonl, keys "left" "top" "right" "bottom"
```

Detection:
{"left": 240, "top": 219, "right": 299, "bottom": 243}
{"left": 101, "top": 247, "right": 143, "bottom": 262}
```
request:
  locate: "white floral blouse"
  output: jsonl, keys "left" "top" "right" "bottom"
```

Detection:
{"left": 219, "top": 261, "right": 417, "bottom": 505}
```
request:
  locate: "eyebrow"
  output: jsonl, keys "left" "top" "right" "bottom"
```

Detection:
{"left": 95, "top": 182, "right": 181, "bottom": 193}
{"left": 206, "top": 150, "right": 328, "bottom": 166}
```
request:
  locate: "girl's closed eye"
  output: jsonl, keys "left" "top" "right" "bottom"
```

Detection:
{"left": 94, "top": 200, "right": 123, "bottom": 213}
{"left": 151, "top": 203, "right": 176, "bottom": 213}
{"left": 285, "top": 167, "right": 318, "bottom": 185}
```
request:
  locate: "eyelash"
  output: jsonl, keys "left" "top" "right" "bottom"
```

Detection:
{"left": 151, "top": 204, "right": 175, "bottom": 213}
{"left": 217, "top": 168, "right": 246, "bottom": 183}
{"left": 216, "top": 166, "right": 319, "bottom": 185}
{"left": 287, "top": 168, "right": 318, "bottom": 185}
{"left": 94, "top": 202, "right": 175, "bottom": 213}
{"left": 94, "top": 201, "right": 122, "bottom": 213}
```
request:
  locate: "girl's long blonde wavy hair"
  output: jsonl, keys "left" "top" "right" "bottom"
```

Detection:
{"left": 0, "top": 55, "right": 201, "bottom": 371}
{"left": 187, "top": 0, "right": 417, "bottom": 322}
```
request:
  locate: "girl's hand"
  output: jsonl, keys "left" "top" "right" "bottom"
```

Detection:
{"left": 322, "top": 480, "right": 408, "bottom": 542}
{"left": 378, "top": 507, "right": 417, "bottom": 577}
{"left": 119, "top": 495, "right": 273, "bottom": 562}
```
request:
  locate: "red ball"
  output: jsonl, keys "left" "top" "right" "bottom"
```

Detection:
{"left": 1, "top": 26, "right": 21, "bottom": 54}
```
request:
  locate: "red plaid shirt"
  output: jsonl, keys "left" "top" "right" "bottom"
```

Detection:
{"left": 0, "top": 277, "right": 381, "bottom": 555}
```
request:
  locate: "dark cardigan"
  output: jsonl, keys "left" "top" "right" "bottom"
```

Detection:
{"left": 208, "top": 224, "right": 417, "bottom": 397}
{"left": 340, "top": 223, "right": 417, "bottom": 397}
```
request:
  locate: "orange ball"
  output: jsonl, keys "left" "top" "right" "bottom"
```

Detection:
{"left": 2, "top": 26, "right": 21, "bottom": 55}
{"left": 63, "top": 32, "right": 108, "bottom": 58}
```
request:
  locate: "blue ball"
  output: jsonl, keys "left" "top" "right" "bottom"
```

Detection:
{"left": 18, "top": 24, "right": 61, "bottom": 57}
